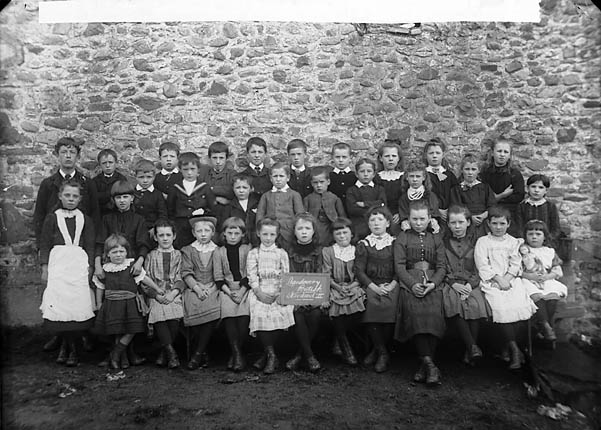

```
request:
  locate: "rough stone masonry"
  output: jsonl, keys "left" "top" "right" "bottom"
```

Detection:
{"left": 0, "top": 0, "right": 600, "bottom": 338}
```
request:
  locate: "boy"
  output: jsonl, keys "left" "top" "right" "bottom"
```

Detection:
{"left": 329, "top": 142, "right": 357, "bottom": 203}
{"left": 287, "top": 139, "right": 312, "bottom": 198}
{"left": 167, "top": 152, "right": 217, "bottom": 249}
{"left": 154, "top": 141, "right": 183, "bottom": 199}
{"left": 303, "top": 166, "right": 346, "bottom": 246}
{"left": 241, "top": 137, "right": 271, "bottom": 201}
{"left": 201, "top": 141, "right": 235, "bottom": 223}
{"left": 93, "top": 148, "right": 128, "bottom": 218}
{"left": 256, "top": 162, "right": 304, "bottom": 247}
{"left": 133, "top": 159, "right": 168, "bottom": 235}
{"left": 222, "top": 174, "right": 260, "bottom": 246}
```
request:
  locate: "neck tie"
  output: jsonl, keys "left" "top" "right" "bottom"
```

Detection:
{"left": 255, "top": 167, "right": 261, "bottom": 175}
{"left": 64, "top": 174, "right": 72, "bottom": 181}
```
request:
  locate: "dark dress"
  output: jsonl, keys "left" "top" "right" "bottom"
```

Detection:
{"left": 288, "top": 241, "right": 324, "bottom": 314}
{"left": 96, "top": 209, "right": 150, "bottom": 259}
{"left": 288, "top": 166, "right": 313, "bottom": 198}
{"left": 354, "top": 234, "right": 399, "bottom": 323}
{"left": 515, "top": 199, "right": 561, "bottom": 241}
{"left": 133, "top": 187, "right": 168, "bottom": 231}
{"left": 427, "top": 169, "right": 459, "bottom": 211}
{"left": 345, "top": 183, "right": 387, "bottom": 240}
{"left": 450, "top": 181, "right": 496, "bottom": 237}
{"left": 394, "top": 230, "right": 446, "bottom": 342}
{"left": 480, "top": 164, "right": 525, "bottom": 236}
{"left": 93, "top": 171, "right": 128, "bottom": 218}
{"left": 375, "top": 171, "right": 404, "bottom": 235}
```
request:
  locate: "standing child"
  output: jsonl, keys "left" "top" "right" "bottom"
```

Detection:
{"left": 180, "top": 217, "right": 221, "bottom": 370}
{"left": 303, "top": 166, "right": 346, "bottom": 247}
{"left": 144, "top": 219, "right": 185, "bottom": 369}
{"left": 214, "top": 217, "right": 251, "bottom": 372}
{"left": 329, "top": 142, "right": 357, "bottom": 203}
{"left": 345, "top": 158, "right": 387, "bottom": 241}
{"left": 256, "top": 162, "right": 305, "bottom": 247}
{"left": 354, "top": 206, "right": 398, "bottom": 373}
{"left": 375, "top": 141, "right": 404, "bottom": 235}
{"left": 201, "top": 141, "right": 236, "bottom": 224}
{"left": 474, "top": 206, "right": 537, "bottom": 370}
{"left": 287, "top": 139, "right": 313, "bottom": 198}
{"left": 39, "top": 181, "right": 96, "bottom": 366}
{"left": 167, "top": 152, "right": 217, "bottom": 249}
{"left": 222, "top": 174, "right": 260, "bottom": 247}
{"left": 450, "top": 153, "right": 496, "bottom": 237}
{"left": 516, "top": 174, "right": 561, "bottom": 245}
{"left": 94, "top": 234, "right": 162, "bottom": 369}
{"left": 154, "top": 141, "right": 183, "bottom": 199}
{"left": 286, "top": 213, "right": 326, "bottom": 372}
{"left": 247, "top": 218, "right": 295, "bottom": 374}
{"left": 398, "top": 159, "right": 441, "bottom": 234}
{"left": 480, "top": 139, "right": 525, "bottom": 237}
{"left": 323, "top": 217, "right": 366, "bottom": 366}
{"left": 133, "top": 159, "right": 168, "bottom": 237}
{"left": 93, "top": 149, "right": 128, "bottom": 218}
{"left": 519, "top": 220, "right": 568, "bottom": 341}
{"left": 241, "top": 137, "right": 272, "bottom": 201}
{"left": 423, "top": 138, "right": 459, "bottom": 222}
{"left": 394, "top": 201, "right": 447, "bottom": 385}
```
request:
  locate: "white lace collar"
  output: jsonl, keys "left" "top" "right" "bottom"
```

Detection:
{"left": 363, "top": 233, "right": 394, "bottom": 250}
{"left": 524, "top": 197, "right": 547, "bottom": 206}
{"left": 460, "top": 179, "right": 481, "bottom": 189}
{"left": 426, "top": 165, "right": 446, "bottom": 174}
{"left": 333, "top": 244, "right": 355, "bottom": 262}
{"left": 271, "top": 185, "right": 290, "bottom": 192}
{"left": 378, "top": 170, "right": 403, "bottom": 181}
{"left": 103, "top": 258, "right": 134, "bottom": 272}
{"left": 191, "top": 241, "right": 217, "bottom": 253}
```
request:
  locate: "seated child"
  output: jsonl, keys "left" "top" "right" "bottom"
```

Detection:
{"left": 398, "top": 159, "right": 441, "bottom": 234}
{"left": 154, "top": 141, "right": 183, "bottom": 199}
{"left": 287, "top": 139, "right": 313, "bottom": 198}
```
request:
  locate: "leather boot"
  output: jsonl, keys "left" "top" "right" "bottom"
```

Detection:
{"left": 44, "top": 335, "right": 62, "bottom": 352}
{"left": 423, "top": 356, "right": 441, "bottom": 386}
{"left": 232, "top": 343, "right": 245, "bottom": 372}
{"left": 285, "top": 352, "right": 302, "bottom": 371}
{"left": 306, "top": 355, "right": 321, "bottom": 373}
{"left": 227, "top": 355, "right": 234, "bottom": 370}
{"left": 542, "top": 322, "right": 557, "bottom": 341}
{"left": 187, "top": 350, "right": 203, "bottom": 370}
{"left": 253, "top": 353, "right": 267, "bottom": 370}
{"left": 155, "top": 349, "right": 167, "bottom": 367}
{"left": 374, "top": 348, "right": 390, "bottom": 373}
{"left": 363, "top": 349, "right": 378, "bottom": 366}
{"left": 120, "top": 349, "right": 130, "bottom": 369}
{"left": 110, "top": 342, "right": 126, "bottom": 370}
{"left": 81, "top": 334, "right": 94, "bottom": 352}
{"left": 66, "top": 338, "right": 79, "bottom": 367}
{"left": 56, "top": 338, "right": 68, "bottom": 365}
{"left": 263, "top": 346, "right": 279, "bottom": 375}
{"left": 508, "top": 341, "right": 523, "bottom": 370}
{"left": 413, "top": 361, "right": 427, "bottom": 383}
{"left": 331, "top": 339, "right": 343, "bottom": 356}
{"left": 165, "top": 344, "right": 180, "bottom": 369}
{"left": 127, "top": 343, "right": 146, "bottom": 366}
{"left": 340, "top": 337, "right": 358, "bottom": 366}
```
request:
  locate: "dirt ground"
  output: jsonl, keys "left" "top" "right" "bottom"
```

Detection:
{"left": 1, "top": 327, "right": 594, "bottom": 430}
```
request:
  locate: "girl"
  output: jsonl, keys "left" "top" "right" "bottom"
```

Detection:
{"left": 346, "top": 158, "right": 387, "bottom": 240}
{"left": 144, "top": 219, "right": 184, "bottom": 369}
{"left": 519, "top": 220, "right": 568, "bottom": 341}
{"left": 354, "top": 206, "right": 398, "bottom": 373}
{"left": 215, "top": 217, "right": 251, "bottom": 372}
{"left": 181, "top": 216, "right": 221, "bottom": 370}
{"left": 442, "top": 205, "right": 491, "bottom": 366}
{"left": 480, "top": 139, "right": 525, "bottom": 237}
{"left": 398, "top": 159, "right": 441, "bottom": 234}
{"left": 247, "top": 218, "right": 295, "bottom": 374}
{"left": 375, "top": 141, "right": 404, "bottom": 235}
{"left": 323, "top": 218, "right": 366, "bottom": 366}
{"left": 474, "top": 206, "right": 537, "bottom": 370}
{"left": 450, "top": 153, "right": 496, "bottom": 237}
{"left": 286, "top": 213, "right": 325, "bottom": 373}
{"left": 394, "top": 201, "right": 446, "bottom": 385}
{"left": 423, "top": 138, "right": 459, "bottom": 222}
{"left": 40, "top": 181, "right": 96, "bottom": 366}
{"left": 516, "top": 174, "right": 561, "bottom": 244}
{"left": 94, "top": 234, "right": 161, "bottom": 370}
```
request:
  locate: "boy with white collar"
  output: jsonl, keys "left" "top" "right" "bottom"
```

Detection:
{"left": 287, "top": 139, "right": 313, "bottom": 198}
{"left": 133, "top": 159, "right": 168, "bottom": 237}
{"left": 328, "top": 142, "right": 357, "bottom": 202}
{"left": 241, "top": 137, "right": 272, "bottom": 202}
{"left": 93, "top": 148, "right": 128, "bottom": 218}
{"left": 154, "top": 141, "right": 183, "bottom": 199}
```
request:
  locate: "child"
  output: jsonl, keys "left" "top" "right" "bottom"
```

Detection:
{"left": 375, "top": 141, "right": 404, "bottom": 235}
{"left": 345, "top": 158, "right": 387, "bottom": 240}
{"left": 222, "top": 174, "right": 260, "bottom": 247}
{"left": 241, "top": 137, "right": 272, "bottom": 201}
{"left": 423, "top": 138, "right": 459, "bottom": 222}
{"left": 329, "top": 142, "right": 357, "bottom": 202}
{"left": 398, "top": 159, "right": 441, "bottom": 234}
{"left": 286, "top": 213, "right": 325, "bottom": 372}
{"left": 394, "top": 201, "right": 447, "bottom": 385}
{"left": 93, "top": 148, "right": 128, "bottom": 218}
{"left": 180, "top": 216, "right": 221, "bottom": 370}
{"left": 214, "top": 217, "right": 251, "bottom": 372}
{"left": 450, "top": 153, "right": 496, "bottom": 237}
{"left": 39, "top": 181, "right": 96, "bottom": 366}
{"left": 354, "top": 206, "right": 398, "bottom": 373}
{"left": 94, "top": 234, "right": 161, "bottom": 369}
{"left": 480, "top": 139, "right": 525, "bottom": 237}
{"left": 303, "top": 166, "right": 346, "bottom": 247}
{"left": 256, "top": 162, "right": 304, "bottom": 247}
{"left": 201, "top": 141, "right": 236, "bottom": 209}
{"left": 133, "top": 159, "right": 168, "bottom": 236}
{"left": 474, "top": 206, "right": 537, "bottom": 370}
{"left": 323, "top": 217, "right": 366, "bottom": 366}
{"left": 167, "top": 152, "right": 217, "bottom": 249}
{"left": 519, "top": 220, "right": 568, "bottom": 341}
{"left": 516, "top": 174, "right": 561, "bottom": 244}
{"left": 154, "top": 141, "right": 183, "bottom": 199}
{"left": 287, "top": 139, "right": 313, "bottom": 198}
{"left": 247, "top": 218, "right": 295, "bottom": 374}
{"left": 442, "top": 205, "right": 491, "bottom": 366}
{"left": 144, "top": 219, "right": 185, "bottom": 369}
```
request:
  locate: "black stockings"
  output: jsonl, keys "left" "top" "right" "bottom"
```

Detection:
{"left": 293, "top": 308, "right": 321, "bottom": 357}
{"left": 452, "top": 317, "right": 482, "bottom": 348}
{"left": 155, "top": 320, "right": 180, "bottom": 346}
{"left": 414, "top": 334, "right": 439, "bottom": 358}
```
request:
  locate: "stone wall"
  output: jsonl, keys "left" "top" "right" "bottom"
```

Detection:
{"left": 1, "top": 0, "right": 600, "bottom": 331}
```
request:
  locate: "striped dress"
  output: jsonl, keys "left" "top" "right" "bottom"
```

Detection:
{"left": 144, "top": 248, "right": 184, "bottom": 324}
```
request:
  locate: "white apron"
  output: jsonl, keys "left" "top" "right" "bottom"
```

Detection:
{"left": 40, "top": 209, "right": 95, "bottom": 322}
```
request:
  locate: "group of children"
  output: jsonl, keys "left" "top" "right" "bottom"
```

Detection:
{"left": 35, "top": 135, "right": 569, "bottom": 386}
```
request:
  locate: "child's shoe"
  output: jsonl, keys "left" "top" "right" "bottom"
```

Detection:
{"left": 508, "top": 341, "right": 524, "bottom": 370}
{"left": 155, "top": 349, "right": 167, "bottom": 367}
{"left": 56, "top": 339, "right": 68, "bottom": 365}
{"left": 306, "top": 356, "right": 321, "bottom": 373}
{"left": 127, "top": 344, "right": 146, "bottom": 366}
{"left": 542, "top": 322, "right": 557, "bottom": 341}
{"left": 413, "top": 362, "right": 426, "bottom": 383}
{"left": 285, "top": 353, "right": 302, "bottom": 371}
{"left": 374, "top": 350, "right": 389, "bottom": 373}
{"left": 165, "top": 345, "right": 180, "bottom": 369}
{"left": 363, "top": 349, "right": 377, "bottom": 366}
{"left": 253, "top": 353, "right": 267, "bottom": 370}
{"left": 424, "top": 357, "right": 441, "bottom": 386}
{"left": 263, "top": 347, "right": 279, "bottom": 375}
{"left": 109, "top": 343, "right": 126, "bottom": 370}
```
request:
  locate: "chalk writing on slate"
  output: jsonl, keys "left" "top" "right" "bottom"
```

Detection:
{"left": 279, "top": 273, "right": 330, "bottom": 306}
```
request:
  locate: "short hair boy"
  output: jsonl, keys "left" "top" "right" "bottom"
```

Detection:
{"left": 201, "top": 141, "right": 235, "bottom": 205}
{"left": 133, "top": 159, "right": 168, "bottom": 233}
{"left": 221, "top": 174, "right": 260, "bottom": 246}
{"left": 93, "top": 148, "right": 128, "bottom": 218}
{"left": 329, "top": 142, "right": 357, "bottom": 202}
{"left": 287, "top": 139, "right": 313, "bottom": 198}
{"left": 241, "top": 137, "right": 271, "bottom": 200}
{"left": 154, "top": 141, "right": 183, "bottom": 198}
